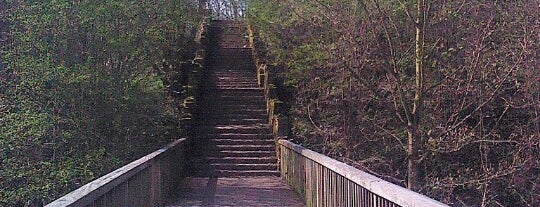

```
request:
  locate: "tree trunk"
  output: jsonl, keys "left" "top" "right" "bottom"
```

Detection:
{"left": 408, "top": 0, "right": 425, "bottom": 190}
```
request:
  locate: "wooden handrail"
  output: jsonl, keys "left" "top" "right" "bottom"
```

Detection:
{"left": 279, "top": 139, "right": 449, "bottom": 207}
{"left": 46, "top": 138, "right": 187, "bottom": 207}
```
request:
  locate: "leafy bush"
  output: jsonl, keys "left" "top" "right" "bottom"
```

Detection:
{"left": 0, "top": 0, "right": 201, "bottom": 205}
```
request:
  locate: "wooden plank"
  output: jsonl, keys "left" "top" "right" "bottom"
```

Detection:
{"left": 279, "top": 140, "right": 449, "bottom": 207}
{"left": 150, "top": 162, "right": 162, "bottom": 206}
{"left": 127, "top": 171, "right": 144, "bottom": 206}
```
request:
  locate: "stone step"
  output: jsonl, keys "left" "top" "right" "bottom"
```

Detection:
{"left": 211, "top": 85, "right": 258, "bottom": 90}
{"left": 198, "top": 113, "right": 268, "bottom": 119}
{"left": 206, "top": 139, "right": 275, "bottom": 145}
{"left": 201, "top": 101, "right": 266, "bottom": 106}
{"left": 218, "top": 45, "right": 250, "bottom": 49}
{"left": 210, "top": 77, "right": 255, "bottom": 81}
{"left": 190, "top": 170, "right": 280, "bottom": 177}
{"left": 199, "top": 110, "right": 268, "bottom": 116}
{"left": 218, "top": 38, "right": 248, "bottom": 42}
{"left": 206, "top": 119, "right": 267, "bottom": 125}
{"left": 209, "top": 51, "right": 252, "bottom": 57}
{"left": 202, "top": 109, "right": 267, "bottom": 115}
{"left": 197, "top": 125, "right": 272, "bottom": 134}
{"left": 217, "top": 42, "right": 249, "bottom": 45}
{"left": 210, "top": 54, "right": 252, "bottom": 58}
{"left": 204, "top": 144, "right": 274, "bottom": 151}
{"left": 212, "top": 76, "right": 255, "bottom": 78}
{"left": 198, "top": 114, "right": 267, "bottom": 120}
{"left": 203, "top": 133, "right": 273, "bottom": 139}
{"left": 216, "top": 36, "right": 248, "bottom": 39}
{"left": 213, "top": 29, "right": 246, "bottom": 33}
{"left": 195, "top": 150, "right": 275, "bottom": 157}
{"left": 212, "top": 81, "right": 258, "bottom": 85}
{"left": 212, "top": 37, "right": 248, "bottom": 41}
{"left": 201, "top": 100, "right": 265, "bottom": 105}
{"left": 201, "top": 89, "right": 263, "bottom": 94}
{"left": 211, "top": 29, "right": 247, "bottom": 33}
{"left": 207, "top": 69, "right": 254, "bottom": 72}
{"left": 204, "top": 88, "right": 263, "bottom": 91}
{"left": 211, "top": 75, "right": 255, "bottom": 77}
{"left": 199, "top": 108, "right": 267, "bottom": 112}
{"left": 201, "top": 93, "right": 264, "bottom": 99}
{"left": 212, "top": 84, "right": 259, "bottom": 87}
{"left": 202, "top": 98, "right": 265, "bottom": 103}
{"left": 192, "top": 163, "right": 278, "bottom": 171}
{"left": 201, "top": 99, "right": 265, "bottom": 103}
{"left": 204, "top": 94, "right": 264, "bottom": 98}
{"left": 201, "top": 103, "right": 265, "bottom": 107}
{"left": 191, "top": 156, "right": 277, "bottom": 164}
{"left": 210, "top": 25, "right": 246, "bottom": 29}
{"left": 214, "top": 86, "right": 260, "bottom": 89}
{"left": 209, "top": 73, "right": 255, "bottom": 76}
{"left": 201, "top": 106, "right": 266, "bottom": 111}
{"left": 212, "top": 72, "right": 255, "bottom": 76}
{"left": 214, "top": 50, "right": 252, "bottom": 56}
{"left": 210, "top": 57, "right": 251, "bottom": 61}
{"left": 212, "top": 81, "right": 258, "bottom": 84}
{"left": 202, "top": 96, "right": 265, "bottom": 102}
{"left": 213, "top": 83, "right": 258, "bottom": 86}
{"left": 198, "top": 111, "right": 267, "bottom": 116}
{"left": 201, "top": 98, "right": 265, "bottom": 103}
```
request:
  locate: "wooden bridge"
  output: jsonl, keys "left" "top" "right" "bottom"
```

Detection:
{"left": 46, "top": 20, "right": 449, "bottom": 207}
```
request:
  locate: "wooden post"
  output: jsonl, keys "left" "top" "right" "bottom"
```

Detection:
{"left": 150, "top": 161, "right": 162, "bottom": 206}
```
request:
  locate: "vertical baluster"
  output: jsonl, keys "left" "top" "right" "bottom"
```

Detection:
{"left": 334, "top": 173, "right": 337, "bottom": 207}
{"left": 354, "top": 182, "right": 358, "bottom": 207}
{"left": 310, "top": 160, "right": 314, "bottom": 207}
{"left": 356, "top": 182, "right": 360, "bottom": 207}
{"left": 317, "top": 163, "right": 324, "bottom": 206}
{"left": 342, "top": 176, "right": 346, "bottom": 207}
{"left": 340, "top": 176, "right": 344, "bottom": 207}
{"left": 337, "top": 174, "right": 342, "bottom": 207}
{"left": 336, "top": 173, "right": 340, "bottom": 207}
{"left": 331, "top": 172, "right": 335, "bottom": 207}
{"left": 364, "top": 187, "right": 369, "bottom": 207}
{"left": 356, "top": 185, "right": 360, "bottom": 207}
{"left": 346, "top": 180, "right": 351, "bottom": 207}
{"left": 336, "top": 174, "right": 340, "bottom": 207}
{"left": 309, "top": 160, "right": 316, "bottom": 206}
{"left": 317, "top": 163, "right": 321, "bottom": 207}
{"left": 323, "top": 167, "right": 327, "bottom": 207}
{"left": 326, "top": 168, "right": 330, "bottom": 207}
{"left": 321, "top": 167, "right": 325, "bottom": 207}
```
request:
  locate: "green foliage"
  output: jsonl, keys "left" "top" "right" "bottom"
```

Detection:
{"left": 0, "top": 0, "right": 200, "bottom": 205}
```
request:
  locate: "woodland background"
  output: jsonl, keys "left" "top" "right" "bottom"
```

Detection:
{"left": 1, "top": 0, "right": 539, "bottom": 206}
{"left": 246, "top": 0, "right": 539, "bottom": 206}
{"left": 1, "top": 1, "right": 202, "bottom": 205}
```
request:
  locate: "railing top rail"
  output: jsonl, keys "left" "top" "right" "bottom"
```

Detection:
{"left": 46, "top": 138, "right": 186, "bottom": 207}
{"left": 279, "top": 139, "right": 449, "bottom": 207}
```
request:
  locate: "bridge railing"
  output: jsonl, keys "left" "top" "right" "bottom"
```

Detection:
{"left": 46, "top": 138, "right": 187, "bottom": 207}
{"left": 279, "top": 139, "right": 449, "bottom": 207}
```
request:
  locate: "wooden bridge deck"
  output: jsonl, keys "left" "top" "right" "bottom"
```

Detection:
{"left": 167, "top": 177, "right": 303, "bottom": 207}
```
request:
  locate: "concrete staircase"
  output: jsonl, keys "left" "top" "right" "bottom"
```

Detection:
{"left": 188, "top": 20, "right": 279, "bottom": 177}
